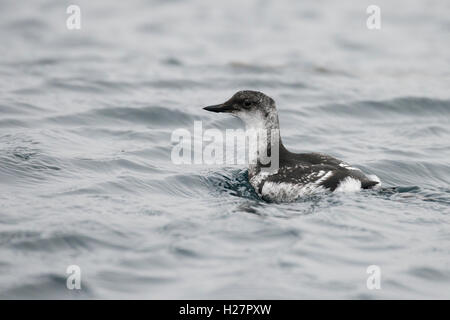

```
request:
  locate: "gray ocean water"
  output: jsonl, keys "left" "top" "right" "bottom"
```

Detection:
{"left": 1, "top": 0, "right": 449, "bottom": 299}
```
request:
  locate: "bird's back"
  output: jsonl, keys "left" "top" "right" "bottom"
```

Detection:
{"left": 250, "top": 150, "right": 379, "bottom": 201}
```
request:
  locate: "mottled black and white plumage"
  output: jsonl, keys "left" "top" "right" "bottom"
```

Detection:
{"left": 204, "top": 90, "right": 380, "bottom": 202}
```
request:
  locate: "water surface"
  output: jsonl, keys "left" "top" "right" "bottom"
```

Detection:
{"left": 0, "top": 0, "right": 449, "bottom": 299}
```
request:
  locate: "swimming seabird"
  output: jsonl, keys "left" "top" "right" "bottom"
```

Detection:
{"left": 203, "top": 90, "right": 380, "bottom": 202}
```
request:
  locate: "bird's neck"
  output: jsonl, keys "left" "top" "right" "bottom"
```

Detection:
{"left": 242, "top": 112, "right": 285, "bottom": 174}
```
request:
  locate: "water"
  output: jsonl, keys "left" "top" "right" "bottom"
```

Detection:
{"left": 0, "top": 0, "right": 449, "bottom": 299}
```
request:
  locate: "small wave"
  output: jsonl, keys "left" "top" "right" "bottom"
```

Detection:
{"left": 365, "top": 159, "right": 450, "bottom": 188}
{"left": 46, "top": 78, "right": 135, "bottom": 94}
{"left": 228, "top": 62, "right": 281, "bottom": 74}
{"left": 408, "top": 266, "right": 450, "bottom": 282}
{"left": 0, "top": 230, "right": 127, "bottom": 252}
{"left": 0, "top": 119, "right": 29, "bottom": 128}
{"left": 314, "top": 97, "right": 450, "bottom": 119}
{"left": 5, "top": 17, "right": 49, "bottom": 32}
{"left": 0, "top": 134, "right": 62, "bottom": 185}
{"left": 46, "top": 105, "right": 201, "bottom": 128}
{"left": 0, "top": 273, "right": 94, "bottom": 299}
{"left": 206, "top": 169, "right": 261, "bottom": 200}
{"left": 0, "top": 101, "right": 45, "bottom": 115}
{"left": 374, "top": 185, "right": 450, "bottom": 207}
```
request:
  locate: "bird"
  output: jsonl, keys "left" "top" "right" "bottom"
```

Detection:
{"left": 203, "top": 90, "right": 380, "bottom": 202}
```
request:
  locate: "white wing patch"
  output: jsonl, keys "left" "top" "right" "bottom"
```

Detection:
{"left": 261, "top": 181, "right": 327, "bottom": 202}
{"left": 314, "top": 170, "right": 333, "bottom": 184}
{"left": 256, "top": 170, "right": 333, "bottom": 202}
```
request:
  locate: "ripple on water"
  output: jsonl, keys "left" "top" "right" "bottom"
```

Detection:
{"left": 0, "top": 134, "right": 62, "bottom": 186}
{"left": 313, "top": 97, "right": 450, "bottom": 120}
{"left": 45, "top": 105, "right": 201, "bottom": 128}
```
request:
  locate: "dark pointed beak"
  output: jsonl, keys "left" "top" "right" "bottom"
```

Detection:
{"left": 203, "top": 103, "right": 233, "bottom": 113}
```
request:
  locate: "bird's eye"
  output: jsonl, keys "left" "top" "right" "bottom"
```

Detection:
{"left": 244, "top": 101, "right": 251, "bottom": 107}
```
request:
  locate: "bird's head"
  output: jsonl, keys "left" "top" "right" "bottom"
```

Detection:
{"left": 203, "top": 90, "right": 279, "bottom": 130}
